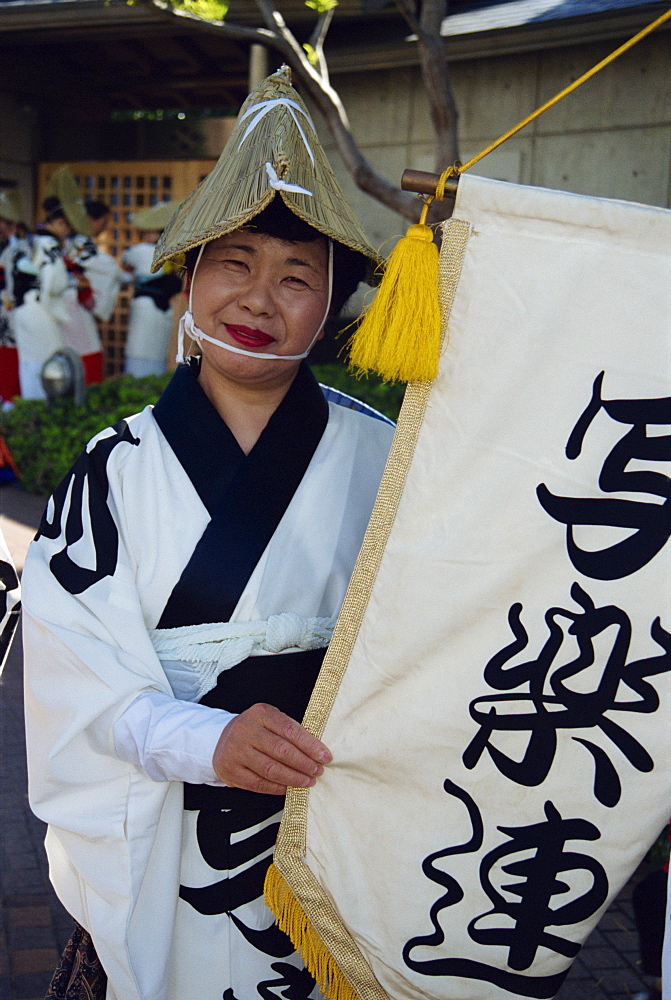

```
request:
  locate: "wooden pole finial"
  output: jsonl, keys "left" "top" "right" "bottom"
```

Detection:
{"left": 401, "top": 169, "right": 459, "bottom": 198}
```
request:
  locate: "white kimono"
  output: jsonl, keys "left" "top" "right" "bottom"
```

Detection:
{"left": 12, "top": 234, "right": 68, "bottom": 399}
{"left": 123, "top": 243, "right": 181, "bottom": 376}
{"left": 0, "top": 234, "right": 22, "bottom": 342}
{"left": 0, "top": 235, "right": 23, "bottom": 401}
{"left": 83, "top": 250, "right": 127, "bottom": 323}
{"left": 0, "top": 526, "right": 20, "bottom": 673}
{"left": 22, "top": 360, "right": 394, "bottom": 1000}
{"left": 61, "top": 234, "right": 104, "bottom": 361}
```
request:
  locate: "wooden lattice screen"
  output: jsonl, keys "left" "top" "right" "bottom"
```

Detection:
{"left": 36, "top": 160, "right": 216, "bottom": 377}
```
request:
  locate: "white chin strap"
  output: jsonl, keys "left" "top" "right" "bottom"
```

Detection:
{"left": 177, "top": 239, "right": 333, "bottom": 363}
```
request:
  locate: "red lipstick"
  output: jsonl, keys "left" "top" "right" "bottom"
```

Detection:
{"left": 225, "top": 324, "right": 275, "bottom": 349}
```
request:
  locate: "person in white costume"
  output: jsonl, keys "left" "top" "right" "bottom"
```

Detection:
{"left": 22, "top": 68, "right": 393, "bottom": 1000}
{"left": 42, "top": 168, "right": 105, "bottom": 385}
{"left": 122, "top": 201, "right": 183, "bottom": 378}
{"left": 83, "top": 200, "right": 127, "bottom": 326}
{"left": 10, "top": 225, "right": 68, "bottom": 401}
{"left": 0, "top": 525, "right": 20, "bottom": 674}
{"left": 0, "top": 188, "right": 27, "bottom": 401}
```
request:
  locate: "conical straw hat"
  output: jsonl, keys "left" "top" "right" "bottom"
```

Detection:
{"left": 132, "top": 199, "right": 183, "bottom": 232}
{"left": 152, "top": 66, "right": 382, "bottom": 282}
{"left": 44, "top": 166, "right": 92, "bottom": 237}
{"left": 0, "top": 188, "right": 23, "bottom": 224}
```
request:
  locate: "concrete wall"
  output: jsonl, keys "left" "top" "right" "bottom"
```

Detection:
{"left": 1, "top": 29, "right": 669, "bottom": 240}
{"left": 0, "top": 92, "right": 41, "bottom": 225}
{"left": 313, "top": 32, "right": 671, "bottom": 251}
{"left": 0, "top": 99, "right": 234, "bottom": 226}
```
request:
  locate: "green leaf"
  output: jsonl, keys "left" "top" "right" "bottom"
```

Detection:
{"left": 302, "top": 43, "right": 320, "bottom": 66}
{"left": 164, "top": 0, "right": 228, "bottom": 19}
{"left": 304, "top": 0, "right": 338, "bottom": 12}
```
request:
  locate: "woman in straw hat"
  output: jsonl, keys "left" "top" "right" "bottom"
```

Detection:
{"left": 22, "top": 67, "right": 393, "bottom": 1000}
{"left": 122, "top": 201, "right": 184, "bottom": 377}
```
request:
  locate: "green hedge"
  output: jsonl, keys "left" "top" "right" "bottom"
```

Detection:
{"left": 311, "top": 364, "right": 405, "bottom": 421}
{"left": 0, "top": 365, "right": 404, "bottom": 497}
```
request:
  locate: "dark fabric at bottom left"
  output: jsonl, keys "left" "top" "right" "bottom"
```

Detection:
{"left": 45, "top": 922, "right": 107, "bottom": 1000}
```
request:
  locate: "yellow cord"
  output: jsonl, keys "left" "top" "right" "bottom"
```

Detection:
{"left": 435, "top": 5, "right": 671, "bottom": 195}
{"left": 351, "top": 5, "right": 671, "bottom": 384}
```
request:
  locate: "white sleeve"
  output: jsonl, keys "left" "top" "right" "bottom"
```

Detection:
{"left": 0, "top": 529, "right": 20, "bottom": 673}
{"left": 113, "top": 689, "right": 237, "bottom": 786}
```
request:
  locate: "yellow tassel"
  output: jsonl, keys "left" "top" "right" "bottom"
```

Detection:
{"left": 348, "top": 214, "right": 441, "bottom": 383}
{"left": 264, "top": 863, "right": 361, "bottom": 1000}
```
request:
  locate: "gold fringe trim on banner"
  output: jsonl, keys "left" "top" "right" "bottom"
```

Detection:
{"left": 264, "top": 864, "right": 361, "bottom": 1000}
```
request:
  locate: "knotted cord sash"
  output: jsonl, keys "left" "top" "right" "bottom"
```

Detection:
{"left": 150, "top": 613, "right": 336, "bottom": 703}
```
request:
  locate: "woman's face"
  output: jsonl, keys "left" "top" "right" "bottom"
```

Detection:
{"left": 191, "top": 228, "right": 329, "bottom": 388}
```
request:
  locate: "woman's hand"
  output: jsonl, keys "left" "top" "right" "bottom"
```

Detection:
{"left": 212, "top": 702, "right": 332, "bottom": 795}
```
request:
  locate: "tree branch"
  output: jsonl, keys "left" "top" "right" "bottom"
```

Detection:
{"left": 253, "top": 0, "right": 419, "bottom": 219}
{"left": 146, "top": 0, "right": 422, "bottom": 222}
{"left": 416, "top": 0, "right": 459, "bottom": 174}
{"left": 149, "top": 0, "right": 277, "bottom": 44}
{"left": 309, "top": 7, "right": 333, "bottom": 51}
{"left": 253, "top": 0, "right": 319, "bottom": 81}
{"left": 393, "top": 0, "right": 420, "bottom": 36}
{"left": 309, "top": 8, "right": 334, "bottom": 85}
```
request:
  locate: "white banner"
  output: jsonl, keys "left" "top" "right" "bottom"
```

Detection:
{"left": 272, "top": 174, "right": 671, "bottom": 1000}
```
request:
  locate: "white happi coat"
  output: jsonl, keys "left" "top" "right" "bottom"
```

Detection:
{"left": 22, "top": 366, "right": 394, "bottom": 1000}
{"left": 123, "top": 243, "right": 176, "bottom": 371}
{"left": 83, "top": 250, "right": 127, "bottom": 323}
{"left": 0, "top": 235, "right": 25, "bottom": 343}
{"left": 61, "top": 234, "right": 103, "bottom": 357}
{"left": 12, "top": 234, "right": 68, "bottom": 398}
{"left": 0, "top": 527, "right": 20, "bottom": 672}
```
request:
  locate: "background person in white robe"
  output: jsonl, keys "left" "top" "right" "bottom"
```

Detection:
{"left": 122, "top": 201, "right": 183, "bottom": 378}
{"left": 22, "top": 68, "right": 393, "bottom": 1000}
{"left": 42, "top": 167, "right": 105, "bottom": 385}
{"left": 83, "top": 199, "right": 127, "bottom": 326}
{"left": 0, "top": 524, "right": 20, "bottom": 673}
{"left": 11, "top": 225, "right": 68, "bottom": 401}
{"left": 0, "top": 188, "right": 26, "bottom": 401}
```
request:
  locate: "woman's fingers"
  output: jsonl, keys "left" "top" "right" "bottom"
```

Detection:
{"left": 212, "top": 702, "right": 332, "bottom": 794}
{"left": 256, "top": 709, "right": 331, "bottom": 769}
{"left": 232, "top": 767, "right": 287, "bottom": 797}
{"left": 233, "top": 748, "right": 316, "bottom": 796}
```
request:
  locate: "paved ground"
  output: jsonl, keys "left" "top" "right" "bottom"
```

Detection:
{"left": 1, "top": 485, "right": 74, "bottom": 1000}
{"left": 0, "top": 480, "right": 661, "bottom": 1000}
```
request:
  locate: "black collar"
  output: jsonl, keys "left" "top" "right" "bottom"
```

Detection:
{"left": 154, "top": 359, "right": 330, "bottom": 627}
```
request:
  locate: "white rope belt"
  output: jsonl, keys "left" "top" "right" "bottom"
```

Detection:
{"left": 149, "top": 613, "right": 336, "bottom": 702}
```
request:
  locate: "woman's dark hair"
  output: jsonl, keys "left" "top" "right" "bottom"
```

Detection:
{"left": 185, "top": 197, "right": 367, "bottom": 317}
{"left": 85, "top": 200, "right": 110, "bottom": 220}
{"left": 42, "top": 195, "right": 65, "bottom": 223}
